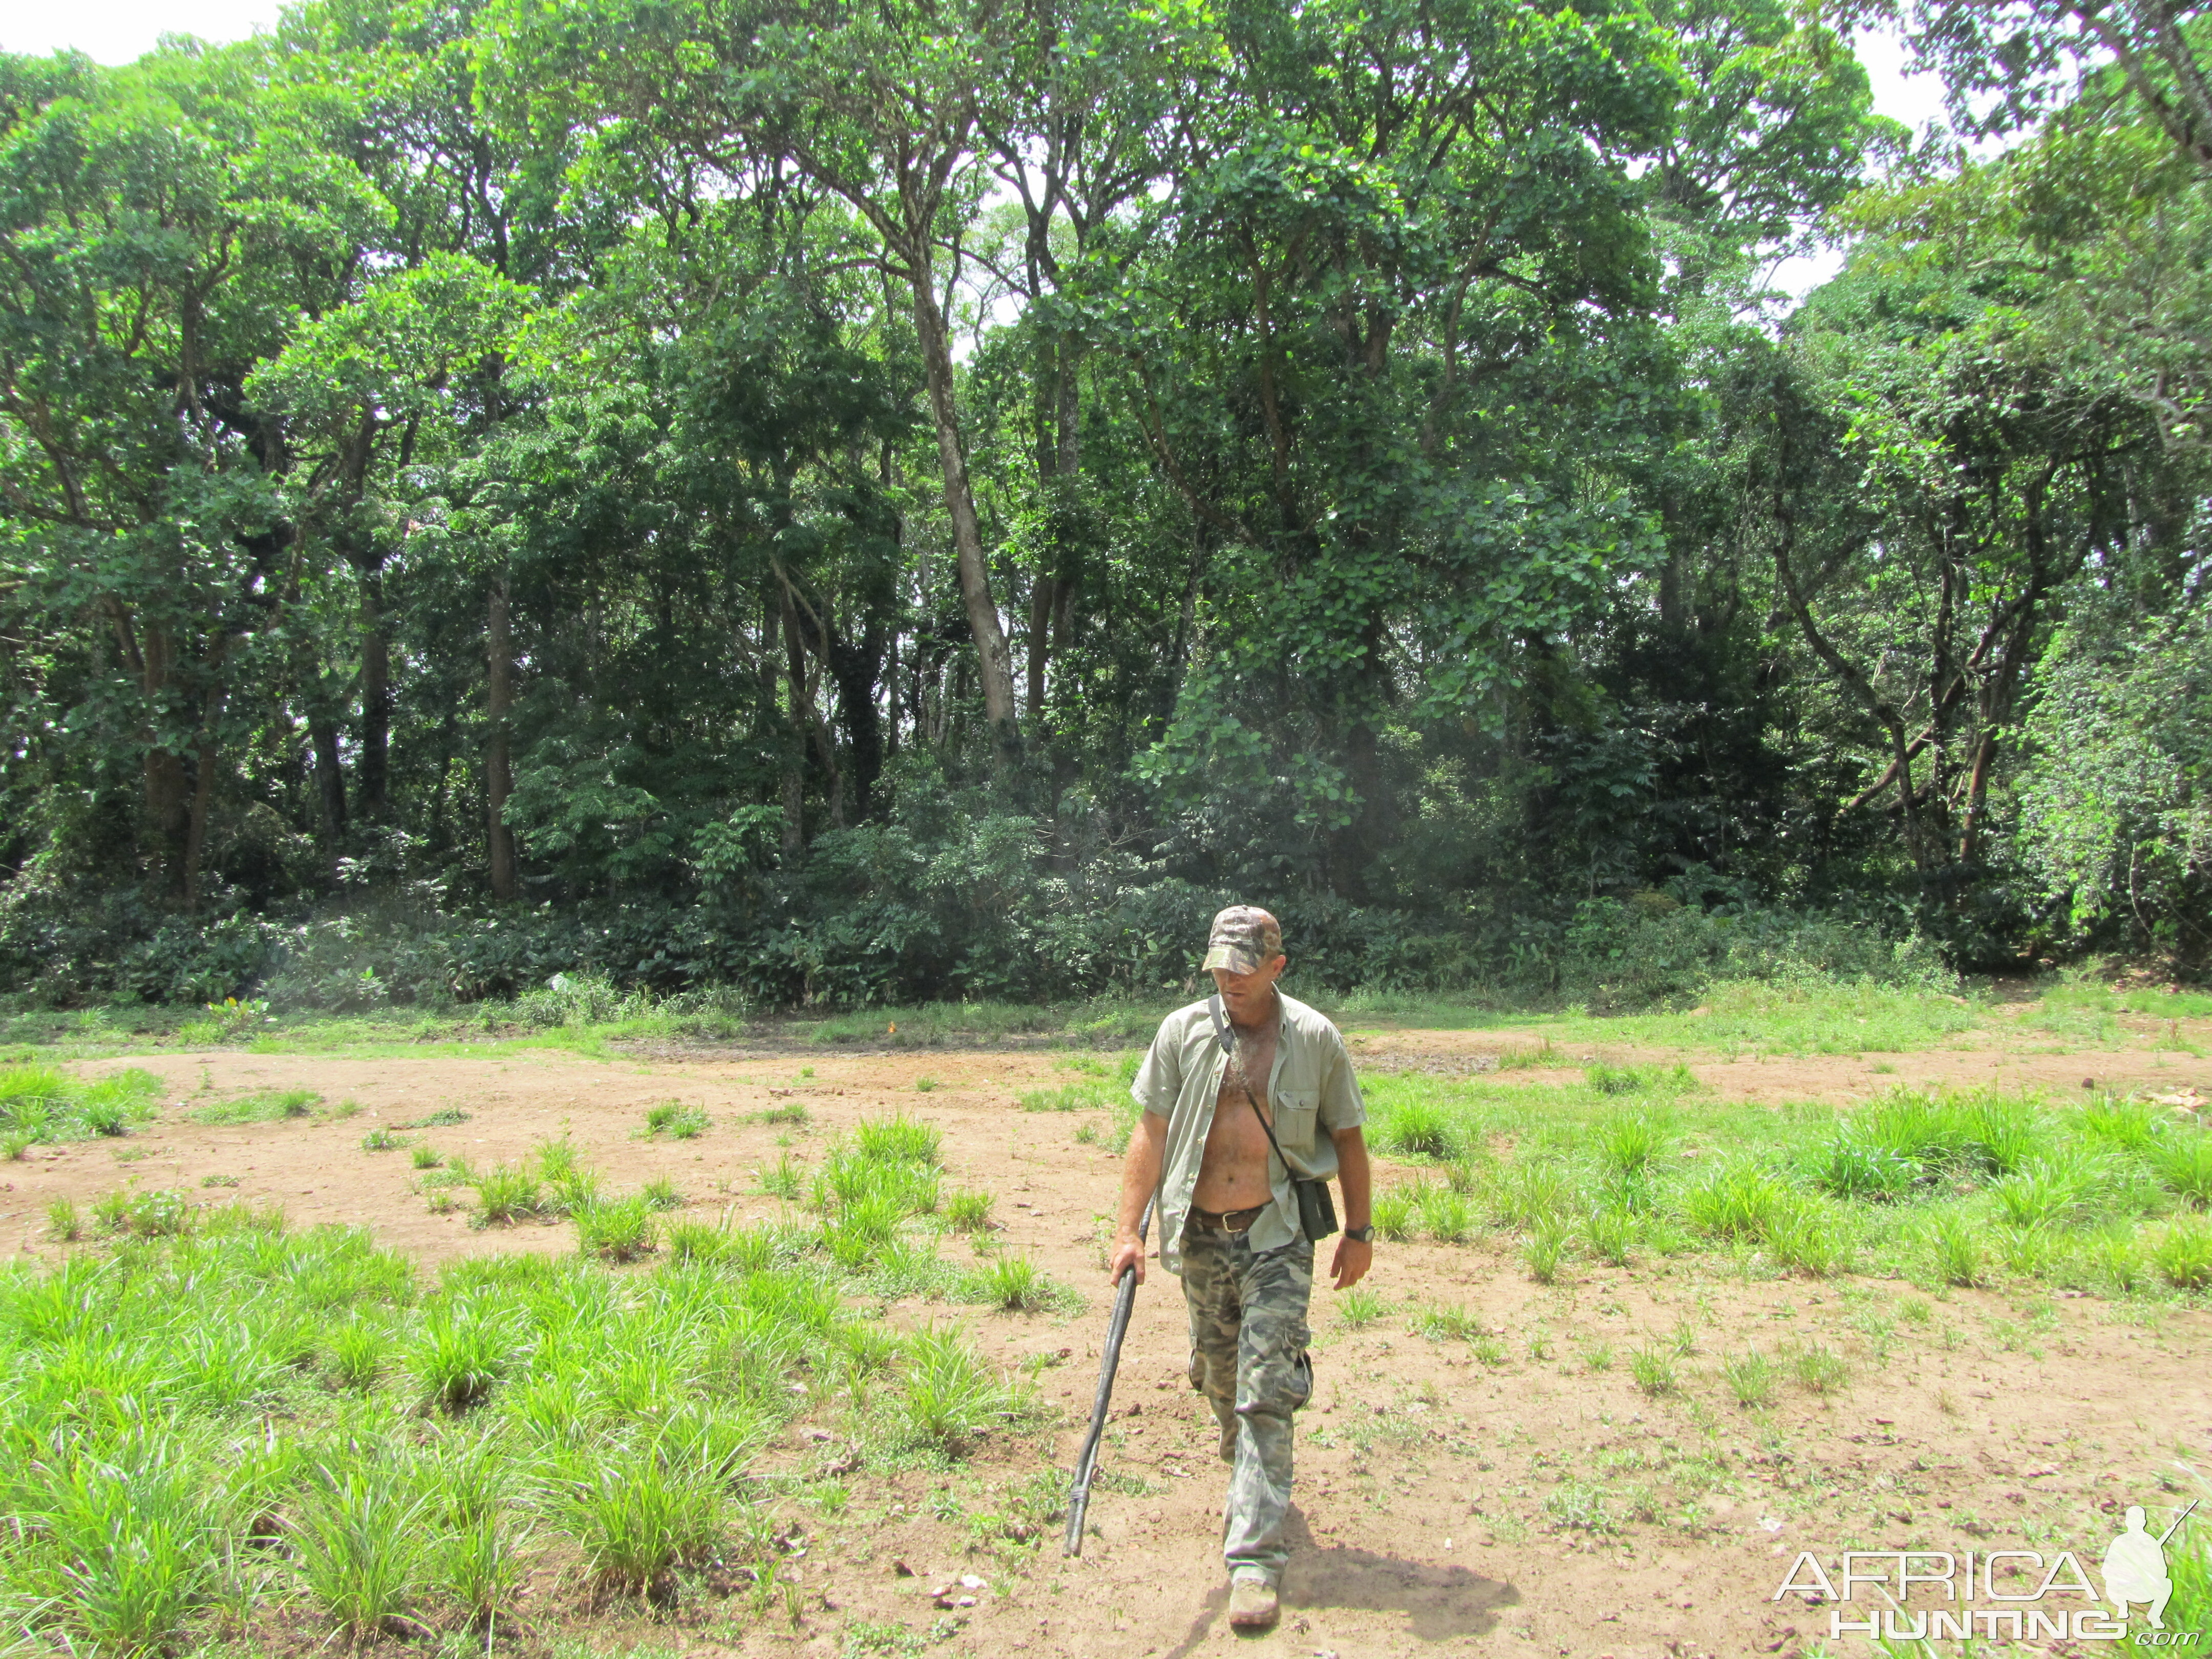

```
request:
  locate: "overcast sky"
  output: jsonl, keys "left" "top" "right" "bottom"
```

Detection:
{"left": 6, "top": 0, "right": 1949, "bottom": 300}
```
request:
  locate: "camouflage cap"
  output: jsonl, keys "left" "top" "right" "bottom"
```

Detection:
{"left": 1202, "top": 905, "right": 1284, "bottom": 975}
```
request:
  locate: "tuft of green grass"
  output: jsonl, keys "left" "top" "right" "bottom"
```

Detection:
{"left": 641, "top": 1175, "right": 684, "bottom": 1212}
{"left": 290, "top": 1459, "right": 430, "bottom": 1643}
{"left": 1335, "top": 1287, "right": 1388, "bottom": 1328}
{"left": 1793, "top": 1343, "right": 1849, "bottom": 1394}
{"left": 1989, "top": 1156, "right": 2101, "bottom": 1231}
{"left": 665, "top": 1214, "right": 730, "bottom": 1263}
{"left": 191, "top": 1088, "right": 321, "bottom": 1126}
{"left": 1415, "top": 1302, "right": 1484, "bottom": 1343}
{"left": 1491, "top": 1159, "right": 1573, "bottom": 1228}
{"left": 552, "top": 1444, "right": 727, "bottom": 1597}
{"left": 29, "top": 1436, "right": 222, "bottom": 1655}
{"left": 410, "top": 1143, "right": 442, "bottom": 1169}
{"left": 976, "top": 1252, "right": 1053, "bottom": 1311}
{"left": 1418, "top": 1184, "right": 1475, "bottom": 1243}
{"left": 472, "top": 1165, "right": 543, "bottom": 1226}
{"left": 759, "top": 1155, "right": 804, "bottom": 1200}
{"left": 1806, "top": 1126, "right": 1921, "bottom": 1202}
{"left": 327, "top": 1318, "right": 392, "bottom": 1391}
{"left": 854, "top": 1114, "right": 942, "bottom": 1165}
{"left": 45, "top": 1196, "right": 81, "bottom": 1241}
{"left": 1924, "top": 1210, "right": 1983, "bottom": 1287}
{"left": 1524, "top": 1217, "right": 1568, "bottom": 1284}
{"left": 398, "top": 1107, "right": 469, "bottom": 1128}
{"left": 1385, "top": 1097, "right": 1457, "bottom": 1160}
{"left": 899, "top": 1324, "right": 1027, "bottom": 1453}
{"left": 1583, "top": 1206, "right": 1635, "bottom": 1267}
{"left": 410, "top": 1302, "right": 518, "bottom": 1412}
{"left": 2154, "top": 1132, "right": 2212, "bottom": 1208}
{"left": 754, "top": 1100, "right": 810, "bottom": 1125}
{"left": 1546, "top": 1481, "right": 1618, "bottom": 1535}
{"left": 1371, "top": 1185, "right": 1419, "bottom": 1242}
{"left": 576, "top": 1196, "right": 659, "bottom": 1262}
{"left": 945, "top": 1188, "right": 994, "bottom": 1232}
{"left": 93, "top": 1187, "right": 195, "bottom": 1238}
{"left": 1628, "top": 1343, "right": 1677, "bottom": 1396}
{"left": 645, "top": 1100, "right": 712, "bottom": 1140}
{"left": 1595, "top": 1110, "right": 1670, "bottom": 1183}
{"left": 1682, "top": 1160, "right": 1790, "bottom": 1240}
{"left": 360, "top": 1125, "right": 408, "bottom": 1152}
{"left": 1720, "top": 1349, "right": 1775, "bottom": 1407}
{"left": 2152, "top": 1215, "right": 2212, "bottom": 1289}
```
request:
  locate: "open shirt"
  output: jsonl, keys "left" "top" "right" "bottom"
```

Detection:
{"left": 1130, "top": 991, "right": 1366, "bottom": 1274}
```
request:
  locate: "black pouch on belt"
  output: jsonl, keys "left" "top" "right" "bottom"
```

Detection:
{"left": 1206, "top": 994, "right": 1338, "bottom": 1243}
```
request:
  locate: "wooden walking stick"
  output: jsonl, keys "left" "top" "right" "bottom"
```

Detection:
{"left": 1064, "top": 1196, "right": 1154, "bottom": 1557}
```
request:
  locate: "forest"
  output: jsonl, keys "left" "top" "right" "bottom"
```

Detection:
{"left": 0, "top": 0, "right": 2206, "bottom": 1012}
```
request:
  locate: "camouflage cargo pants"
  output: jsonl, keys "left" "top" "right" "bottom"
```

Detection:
{"left": 1180, "top": 1220, "right": 1314, "bottom": 1587}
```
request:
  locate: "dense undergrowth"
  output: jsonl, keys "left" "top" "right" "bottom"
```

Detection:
{"left": 0, "top": 877, "right": 1966, "bottom": 1016}
{"left": 0, "top": 1119, "right": 1065, "bottom": 1657}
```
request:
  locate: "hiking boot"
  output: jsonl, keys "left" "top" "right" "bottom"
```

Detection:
{"left": 1227, "top": 1578, "right": 1279, "bottom": 1629}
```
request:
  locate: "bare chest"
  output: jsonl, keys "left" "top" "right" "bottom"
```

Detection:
{"left": 1193, "top": 1032, "right": 1279, "bottom": 1207}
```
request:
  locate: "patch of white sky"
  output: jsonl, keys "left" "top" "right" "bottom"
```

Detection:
{"left": 9, "top": 0, "right": 1955, "bottom": 313}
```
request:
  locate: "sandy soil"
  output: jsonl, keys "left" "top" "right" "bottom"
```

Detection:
{"left": 4, "top": 1038, "right": 2209, "bottom": 1659}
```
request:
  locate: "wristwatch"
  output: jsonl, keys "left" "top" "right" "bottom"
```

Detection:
{"left": 1343, "top": 1225, "right": 1374, "bottom": 1243}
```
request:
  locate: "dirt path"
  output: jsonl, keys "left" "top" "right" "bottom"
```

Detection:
{"left": 5, "top": 1041, "right": 2209, "bottom": 1659}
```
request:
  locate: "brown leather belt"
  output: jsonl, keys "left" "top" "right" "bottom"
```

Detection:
{"left": 1188, "top": 1204, "right": 1267, "bottom": 1234}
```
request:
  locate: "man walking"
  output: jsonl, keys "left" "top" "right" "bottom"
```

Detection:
{"left": 1108, "top": 906, "right": 1374, "bottom": 1630}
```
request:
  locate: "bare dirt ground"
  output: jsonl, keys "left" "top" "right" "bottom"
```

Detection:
{"left": 4, "top": 1035, "right": 2209, "bottom": 1659}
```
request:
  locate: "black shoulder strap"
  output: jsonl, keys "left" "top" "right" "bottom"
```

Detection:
{"left": 1208, "top": 993, "right": 1296, "bottom": 1194}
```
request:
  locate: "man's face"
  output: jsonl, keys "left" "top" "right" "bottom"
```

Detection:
{"left": 1210, "top": 955, "right": 1287, "bottom": 1023}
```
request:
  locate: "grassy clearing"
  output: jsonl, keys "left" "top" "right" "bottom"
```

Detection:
{"left": 0, "top": 1114, "right": 1063, "bottom": 1656}
{"left": 1359, "top": 1065, "right": 2212, "bottom": 1301}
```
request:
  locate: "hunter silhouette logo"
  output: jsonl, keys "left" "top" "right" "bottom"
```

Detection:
{"left": 1773, "top": 1496, "right": 2202, "bottom": 1645}
{"left": 2104, "top": 1501, "right": 2198, "bottom": 1631}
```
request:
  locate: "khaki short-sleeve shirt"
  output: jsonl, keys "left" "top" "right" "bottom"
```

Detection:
{"left": 1129, "top": 991, "right": 1366, "bottom": 1275}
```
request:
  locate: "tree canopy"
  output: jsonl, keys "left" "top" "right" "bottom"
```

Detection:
{"left": 1, "top": 0, "right": 2204, "bottom": 1008}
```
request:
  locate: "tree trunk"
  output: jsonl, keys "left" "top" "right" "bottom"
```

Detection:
{"left": 828, "top": 613, "right": 886, "bottom": 817}
{"left": 909, "top": 274, "right": 1018, "bottom": 749}
{"left": 486, "top": 574, "right": 517, "bottom": 902}
{"left": 138, "top": 623, "right": 191, "bottom": 897}
{"left": 359, "top": 570, "right": 391, "bottom": 819}
{"left": 781, "top": 584, "right": 843, "bottom": 828}
{"left": 1025, "top": 573, "right": 1056, "bottom": 722}
{"left": 312, "top": 715, "right": 348, "bottom": 847}
{"left": 182, "top": 637, "right": 229, "bottom": 913}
